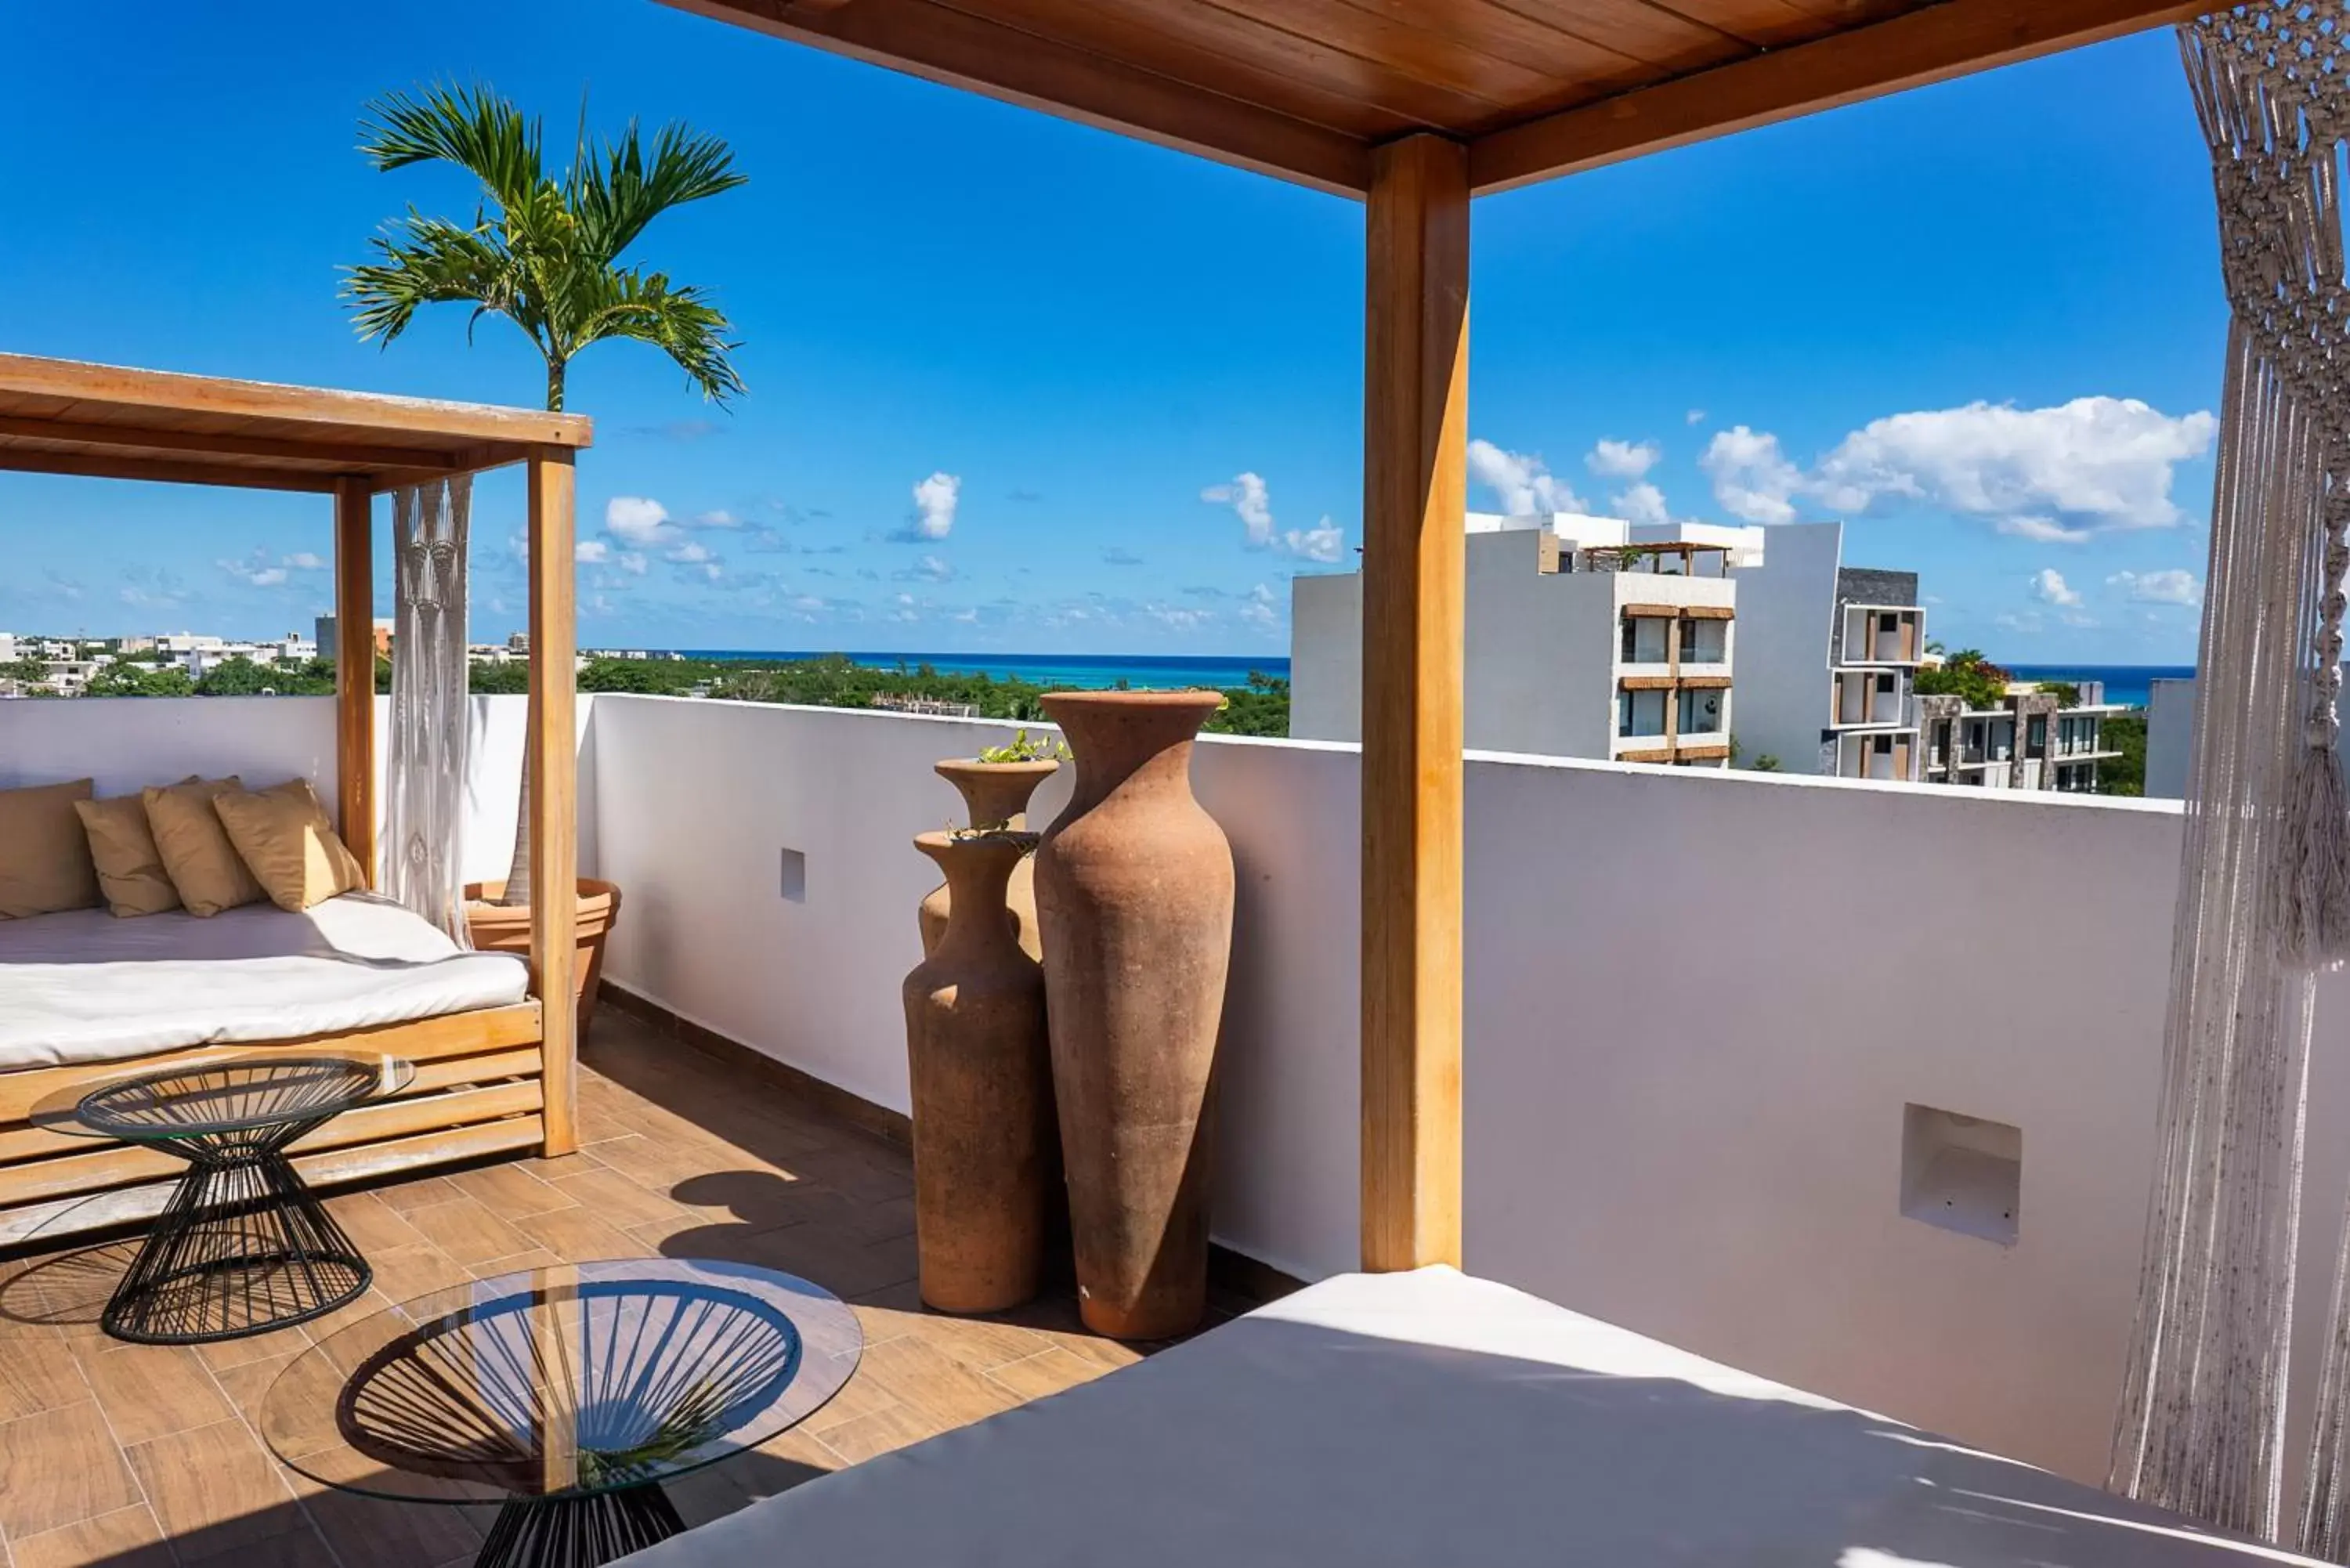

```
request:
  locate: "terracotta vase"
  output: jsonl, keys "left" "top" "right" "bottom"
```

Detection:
{"left": 1034, "top": 692, "right": 1233, "bottom": 1339}
{"left": 464, "top": 878, "right": 622, "bottom": 1042}
{"left": 918, "top": 758, "right": 1058, "bottom": 962}
{"left": 902, "top": 830, "right": 1058, "bottom": 1313}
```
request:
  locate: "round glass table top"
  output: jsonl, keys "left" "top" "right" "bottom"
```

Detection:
{"left": 30, "top": 1053, "right": 416, "bottom": 1143}
{"left": 261, "top": 1258, "right": 864, "bottom": 1504}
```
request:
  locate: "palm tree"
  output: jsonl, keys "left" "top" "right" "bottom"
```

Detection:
{"left": 345, "top": 83, "right": 747, "bottom": 905}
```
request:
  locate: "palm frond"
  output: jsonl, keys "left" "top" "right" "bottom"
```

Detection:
{"left": 573, "top": 120, "right": 746, "bottom": 261}
{"left": 572, "top": 268, "right": 746, "bottom": 404}
{"left": 360, "top": 83, "right": 544, "bottom": 211}
{"left": 342, "top": 215, "right": 526, "bottom": 347}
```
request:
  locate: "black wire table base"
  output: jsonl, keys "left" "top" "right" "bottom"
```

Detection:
{"left": 104, "top": 1146, "right": 370, "bottom": 1344}
{"left": 475, "top": 1484, "right": 686, "bottom": 1568}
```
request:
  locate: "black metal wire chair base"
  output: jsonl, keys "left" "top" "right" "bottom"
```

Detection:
{"left": 475, "top": 1484, "right": 686, "bottom": 1568}
{"left": 104, "top": 1147, "right": 370, "bottom": 1344}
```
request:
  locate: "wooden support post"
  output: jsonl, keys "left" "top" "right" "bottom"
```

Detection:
{"left": 333, "top": 478, "right": 377, "bottom": 884}
{"left": 526, "top": 450, "right": 579, "bottom": 1158}
{"left": 1360, "top": 133, "right": 1467, "bottom": 1274}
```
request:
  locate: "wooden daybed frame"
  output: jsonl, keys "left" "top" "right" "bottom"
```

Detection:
{"left": 0, "top": 354, "right": 589, "bottom": 1246}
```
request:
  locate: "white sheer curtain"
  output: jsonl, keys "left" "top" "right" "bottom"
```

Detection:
{"left": 383, "top": 475, "right": 472, "bottom": 942}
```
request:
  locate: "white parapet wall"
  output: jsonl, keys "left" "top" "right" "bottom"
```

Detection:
{"left": 0, "top": 693, "right": 598, "bottom": 885}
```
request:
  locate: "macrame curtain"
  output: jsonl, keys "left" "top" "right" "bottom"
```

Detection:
{"left": 2112, "top": 8, "right": 2350, "bottom": 1553}
{"left": 383, "top": 475, "right": 472, "bottom": 943}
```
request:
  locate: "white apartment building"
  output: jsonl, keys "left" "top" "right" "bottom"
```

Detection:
{"left": 1730, "top": 522, "right": 1928, "bottom": 781}
{"left": 1292, "top": 514, "right": 1754, "bottom": 767}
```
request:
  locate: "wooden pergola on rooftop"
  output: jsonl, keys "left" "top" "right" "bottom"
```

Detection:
{"left": 0, "top": 351, "right": 592, "bottom": 1159}
{"left": 668, "top": 0, "right": 2204, "bottom": 1277}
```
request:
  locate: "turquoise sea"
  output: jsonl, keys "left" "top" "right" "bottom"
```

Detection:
{"left": 2001, "top": 664, "right": 2193, "bottom": 710}
{"left": 676, "top": 651, "right": 1289, "bottom": 690}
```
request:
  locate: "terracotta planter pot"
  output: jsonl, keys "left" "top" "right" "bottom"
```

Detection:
{"left": 1034, "top": 692, "right": 1233, "bottom": 1339}
{"left": 903, "top": 831, "right": 1057, "bottom": 1313}
{"left": 918, "top": 757, "right": 1058, "bottom": 962}
{"left": 464, "top": 878, "right": 623, "bottom": 1042}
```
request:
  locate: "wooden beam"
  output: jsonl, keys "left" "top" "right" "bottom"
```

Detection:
{"left": 0, "top": 353, "right": 593, "bottom": 449}
{"left": 0, "top": 415, "right": 465, "bottom": 471}
{"left": 1468, "top": 0, "right": 2202, "bottom": 193}
{"left": 663, "top": 0, "right": 1372, "bottom": 197}
{"left": 334, "top": 479, "right": 378, "bottom": 884}
{"left": 0, "top": 445, "right": 343, "bottom": 492}
{"left": 527, "top": 448, "right": 580, "bottom": 1158}
{"left": 1359, "top": 133, "right": 1466, "bottom": 1275}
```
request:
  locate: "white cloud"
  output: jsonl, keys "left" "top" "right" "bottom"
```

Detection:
{"left": 2110, "top": 568, "right": 2204, "bottom": 606}
{"left": 283, "top": 552, "right": 327, "bottom": 571}
{"left": 1238, "top": 583, "right": 1280, "bottom": 630}
{"left": 1202, "top": 471, "right": 1275, "bottom": 547}
{"left": 1148, "top": 604, "right": 1213, "bottom": 631}
{"left": 606, "top": 496, "right": 674, "bottom": 546}
{"left": 1709, "top": 399, "right": 2214, "bottom": 535}
{"left": 2032, "top": 568, "right": 2083, "bottom": 608}
{"left": 1587, "top": 439, "right": 1661, "bottom": 480}
{"left": 906, "top": 554, "right": 954, "bottom": 581}
{"left": 665, "top": 540, "right": 714, "bottom": 565}
{"left": 216, "top": 556, "right": 288, "bottom": 587}
{"left": 1280, "top": 517, "right": 1345, "bottom": 562}
{"left": 1685, "top": 409, "right": 1707, "bottom": 426}
{"left": 1466, "top": 440, "right": 1586, "bottom": 517}
{"left": 1701, "top": 426, "right": 1803, "bottom": 525}
{"left": 617, "top": 552, "right": 648, "bottom": 576}
{"left": 1995, "top": 611, "right": 2043, "bottom": 634}
{"left": 693, "top": 509, "right": 739, "bottom": 529}
{"left": 577, "top": 540, "right": 610, "bottom": 564}
{"left": 905, "top": 472, "right": 960, "bottom": 541}
{"left": 1609, "top": 482, "right": 1671, "bottom": 528}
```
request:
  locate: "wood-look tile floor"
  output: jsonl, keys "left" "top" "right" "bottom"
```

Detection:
{"left": 0, "top": 1010, "right": 1207, "bottom": 1568}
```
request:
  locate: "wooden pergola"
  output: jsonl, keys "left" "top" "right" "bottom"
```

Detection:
{"left": 0, "top": 354, "right": 592, "bottom": 1227}
{"left": 668, "top": 0, "right": 2201, "bottom": 1274}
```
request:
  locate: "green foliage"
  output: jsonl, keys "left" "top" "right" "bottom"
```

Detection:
{"left": 83, "top": 663, "right": 194, "bottom": 698}
{"left": 1915, "top": 647, "right": 2010, "bottom": 711}
{"left": 1749, "top": 753, "right": 1782, "bottom": 772}
{"left": 1202, "top": 671, "right": 1289, "bottom": 737}
{"left": 2101, "top": 713, "right": 2147, "bottom": 797}
{"left": 345, "top": 82, "right": 747, "bottom": 412}
{"left": 469, "top": 660, "right": 532, "bottom": 695}
{"left": 193, "top": 656, "right": 338, "bottom": 697}
{"left": 977, "top": 729, "right": 1069, "bottom": 764}
{"left": 2036, "top": 680, "right": 2082, "bottom": 709}
{"left": 0, "top": 658, "right": 50, "bottom": 688}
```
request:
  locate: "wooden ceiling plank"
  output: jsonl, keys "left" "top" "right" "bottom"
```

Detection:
{"left": 1485, "top": 0, "right": 1757, "bottom": 70}
{"left": 1200, "top": 0, "right": 1629, "bottom": 109}
{"left": 1469, "top": 0, "right": 2202, "bottom": 192}
{"left": 0, "top": 414, "right": 465, "bottom": 472}
{"left": 945, "top": 0, "right": 1431, "bottom": 138}
{"left": 666, "top": 0, "right": 1375, "bottom": 193}
{"left": 0, "top": 446, "right": 345, "bottom": 493}
{"left": 0, "top": 354, "right": 591, "bottom": 453}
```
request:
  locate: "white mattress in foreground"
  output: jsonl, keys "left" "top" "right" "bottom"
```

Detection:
{"left": 0, "top": 893, "right": 530, "bottom": 1071}
{"left": 621, "top": 1266, "right": 2318, "bottom": 1568}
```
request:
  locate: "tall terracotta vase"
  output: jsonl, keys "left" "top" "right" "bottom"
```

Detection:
{"left": 902, "top": 830, "right": 1057, "bottom": 1313}
{"left": 1034, "top": 692, "right": 1233, "bottom": 1339}
{"left": 918, "top": 757, "right": 1058, "bottom": 961}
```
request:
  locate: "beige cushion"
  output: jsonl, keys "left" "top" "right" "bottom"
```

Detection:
{"left": 212, "top": 779, "right": 367, "bottom": 913}
{"left": 0, "top": 779, "right": 101, "bottom": 919}
{"left": 143, "top": 776, "right": 266, "bottom": 917}
{"left": 74, "top": 780, "right": 198, "bottom": 917}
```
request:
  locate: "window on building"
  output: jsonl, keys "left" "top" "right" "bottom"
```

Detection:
{"left": 2027, "top": 715, "right": 2048, "bottom": 757}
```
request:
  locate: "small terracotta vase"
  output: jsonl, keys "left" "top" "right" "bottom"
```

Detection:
{"left": 464, "top": 878, "right": 623, "bottom": 1042}
{"left": 1034, "top": 692, "right": 1232, "bottom": 1339}
{"left": 902, "top": 830, "right": 1057, "bottom": 1314}
{"left": 919, "top": 758, "right": 1059, "bottom": 962}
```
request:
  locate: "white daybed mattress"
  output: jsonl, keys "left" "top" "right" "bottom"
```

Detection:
{"left": 620, "top": 1265, "right": 2315, "bottom": 1568}
{"left": 0, "top": 892, "right": 530, "bottom": 1071}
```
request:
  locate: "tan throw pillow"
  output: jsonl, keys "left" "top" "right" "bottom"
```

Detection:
{"left": 144, "top": 776, "right": 266, "bottom": 917}
{"left": 74, "top": 780, "right": 198, "bottom": 917}
{"left": 0, "top": 779, "right": 100, "bottom": 919}
{"left": 212, "top": 779, "right": 367, "bottom": 913}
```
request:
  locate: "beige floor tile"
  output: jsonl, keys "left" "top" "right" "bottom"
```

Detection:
{"left": 512, "top": 1203, "right": 644, "bottom": 1264}
{"left": 0, "top": 1334, "right": 88, "bottom": 1422}
{"left": 74, "top": 1343, "right": 232, "bottom": 1446}
{"left": 6, "top": 1503, "right": 172, "bottom": 1568}
{"left": 206, "top": 1349, "right": 302, "bottom": 1429}
{"left": 465, "top": 1248, "right": 566, "bottom": 1280}
{"left": 987, "top": 1344, "right": 1123, "bottom": 1401}
{"left": 446, "top": 1161, "right": 580, "bottom": 1219}
{"left": 370, "top": 1175, "right": 462, "bottom": 1215}
{"left": 123, "top": 1418, "right": 301, "bottom": 1557}
{"left": 320, "top": 1191, "right": 432, "bottom": 1255}
{"left": 295, "top": 1481, "right": 483, "bottom": 1568}
{"left": 0, "top": 1401, "right": 142, "bottom": 1540}
{"left": 359, "top": 1243, "right": 475, "bottom": 1305}
{"left": 543, "top": 1164, "right": 692, "bottom": 1229}
{"left": 397, "top": 1195, "right": 533, "bottom": 1266}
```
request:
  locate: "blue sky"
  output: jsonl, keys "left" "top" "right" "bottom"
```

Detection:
{"left": 0, "top": 2, "right": 2221, "bottom": 663}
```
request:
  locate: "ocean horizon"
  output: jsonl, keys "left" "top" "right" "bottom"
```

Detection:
{"left": 654, "top": 649, "right": 2193, "bottom": 707}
